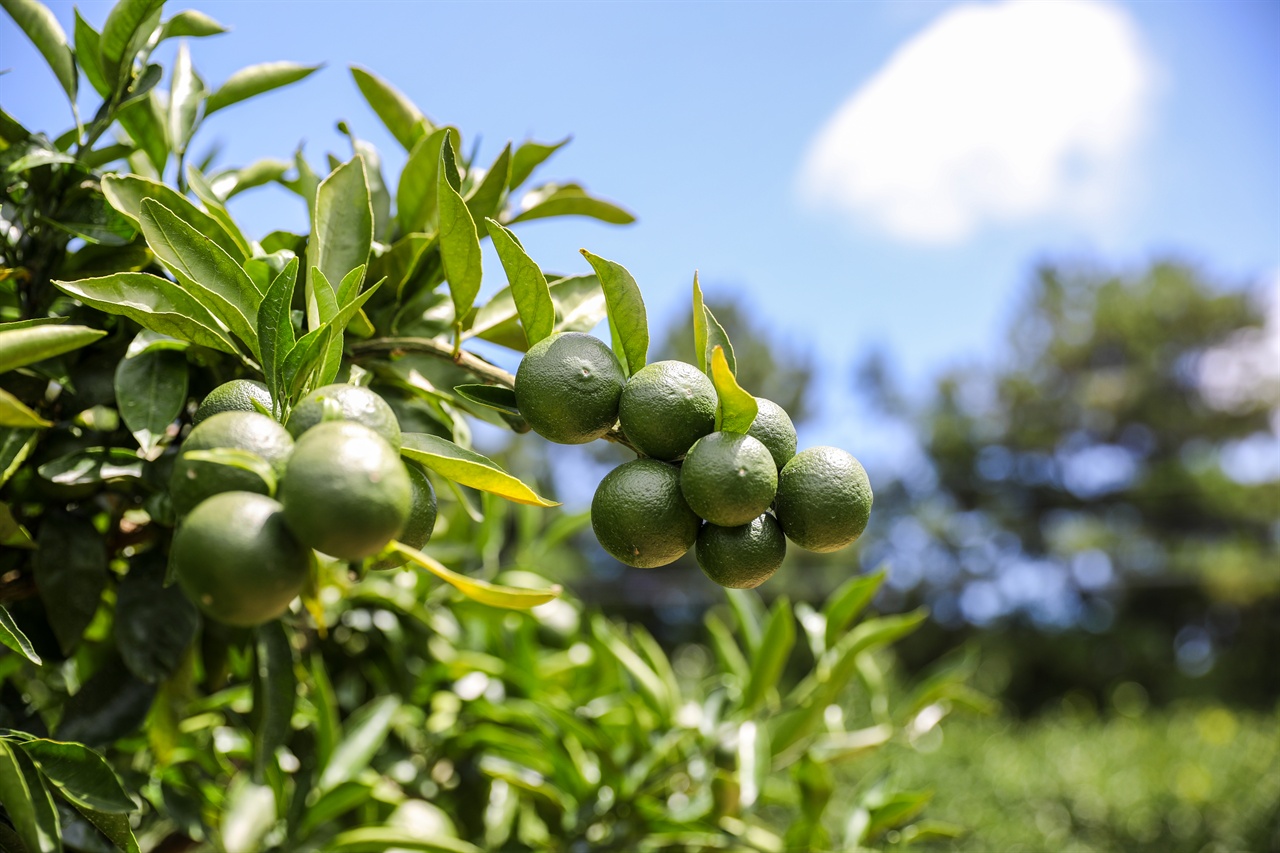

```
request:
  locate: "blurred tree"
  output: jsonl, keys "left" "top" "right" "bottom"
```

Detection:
{"left": 859, "top": 261, "right": 1279, "bottom": 710}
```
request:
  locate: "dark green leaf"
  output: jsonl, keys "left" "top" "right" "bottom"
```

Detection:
{"left": 396, "top": 126, "right": 450, "bottom": 234}
{"left": 509, "top": 183, "right": 635, "bottom": 225}
{"left": 115, "top": 93, "right": 167, "bottom": 174}
{"left": 74, "top": 11, "right": 109, "bottom": 97}
{"left": 453, "top": 384, "right": 519, "bottom": 416}
{"left": 1, "top": 0, "right": 76, "bottom": 103}
{"left": 56, "top": 654, "right": 156, "bottom": 746}
{"left": 0, "top": 740, "right": 61, "bottom": 853}
{"left": 53, "top": 273, "right": 240, "bottom": 355}
{"left": 47, "top": 189, "right": 136, "bottom": 247}
{"left": 703, "top": 304, "right": 736, "bottom": 376}
{"left": 0, "top": 324, "right": 105, "bottom": 375}
{"left": 318, "top": 695, "right": 400, "bottom": 793}
{"left": 33, "top": 513, "right": 107, "bottom": 655}
{"left": 465, "top": 143, "right": 510, "bottom": 224}
{"left": 69, "top": 805, "right": 140, "bottom": 853}
{"left": 579, "top": 249, "right": 647, "bottom": 377}
{"left": 710, "top": 345, "right": 756, "bottom": 434}
{"left": 117, "top": 62, "right": 161, "bottom": 110}
{"left": 824, "top": 568, "right": 886, "bottom": 648}
{"left": 437, "top": 139, "right": 482, "bottom": 324}
{"left": 0, "top": 604, "right": 41, "bottom": 664}
{"left": 310, "top": 156, "right": 373, "bottom": 317}
{"left": 258, "top": 257, "right": 298, "bottom": 411}
{"left": 157, "top": 9, "right": 225, "bottom": 40}
{"left": 20, "top": 740, "right": 133, "bottom": 813}
{"left": 742, "top": 597, "right": 795, "bottom": 712}
{"left": 508, "top": 137, "right": 569, "bottom": 190}
{"left": 113, "top": 559, "right": 198, "bottom": 683}
{"left": 205, "top": 61, "right": 322, "bottom": 115}
{"left": 253, "top": 621, "right": 295, "bottom": 782}
{"left": 180, "top": 449, "right": 276, "bottom": 495}
{"left": 484, "top": 219, "right": 553, "bottom": 347}
{"left": 38, "top": 447, "right": 144, "bottom": 484}
{"left": 101, "top": 174, "right": 246, "bottom": 261}
{"left": 113, "top": 341, "right": 187, "bottom": 456}
{"left": 705, "top": 612, "right": 748, "bottom": 684}
{"left": 400, "top": 433, "right": 558, "bottom": 507}
{"left": 350, "top": 65, "right": 429, "bottom": 151}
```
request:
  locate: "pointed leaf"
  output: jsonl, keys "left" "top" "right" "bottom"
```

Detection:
{"left": 20, "top": 740, "right": 133, "bottom": 813}
{"left": 253, "top": 621, "right": 296, "bottom": 781}
{"left": 38, "top": 448, "right": 145, "bottom": 485}
{"left": 710, "top": 346, "right": 756, "bottom": 434}
{"left": 396, "top": 127, "right": 450, "bottom": 234}
{"left": 453, "top": 384, "right": 519, "bottom": 416}
{"left": 0, "top": 324, "right": 105, "bottom": 375}
{"left": 328, "top": 828, "right": 479, "bottom": 853}
{"left": 391, "top": 543, "right": 561, "bottom": 611}
{"left": 1, "top": 0, "right": 76, "bottom": 103}
{"left": 692, "top": 273, "right": 709, "bottom": 374}
{"left": 578, "top": 250, "right": 647, "bottom": 376}
{"left": 158, "top": 9, "right": 226, "bottom": 40}
{"left": 508, "top": 137, "right": 569, "bottom": 190}
{"left": 116, "top": 92, "right": 167, "bottom": 173}
{"left": 205, "top": 61, "right": 321, "bottom": 115}
{"left": 33, "top": 513, "right": 107, "bottom": 655}
{"left": 350, "top": 66, "right": 429, "bottom": 150}
{"left": 114, "top": 343, "right": 187, "bottom": 456}
{"left": 311, "top": 157, "right": 373, "bottom": 315}
{"left": 184, "top": 167, "right": 255, "bottom": 268}
{"left": 0, "top": 390, "right": 51, "bottom": 428}
{"left": 54, "top": 273, "right": 240, "bottom": 354}
{"left": 437, "top": 140, "right": 482, "bottom": 324}
{"left": 703, "top": 304, "right": 736, "bottom": 376}
{"left": 0, "top": 604, "right": 41, "bottom": 664}
{"left": 317, "top": 695, "right": 400, "bottom": 793}
{"left": 485, "top": 219, "right": 553, "bottom": 346}
{"left": 102, "top": 174, "right": 245, "bottom": 261}
{"left": 510, "top": 183, "right": 635, "bottom": 225}
{"left": 73, "top": 11, "right": 109, "bottom": 97}
{"left": 167, "top": 40, "right": 205, "bottom": 155}
{"left": 99, "top": 0, "right": 164, "bottom": 79}
{"left": 258, "top": 257, "right": 298, "bottom": 410}
{"left": 824, "top": 568, "right": 887, "bottom": 648}
{"left": 742, "top": 597, "right": 795, "bottom": 712}
{"left": 465, "top": 143, "right": 511, "bottom": 224}
{"left": 114, "top": 559, "right": 197, "bottom": 683}
{"left": 400, "top": 433, "right": 558, "bottom": 507}
{"left": 69, "top": 805, "right": 140, "bottom": 853}
{"left": 0, "top": 740, "right": 61, "bottom": 853}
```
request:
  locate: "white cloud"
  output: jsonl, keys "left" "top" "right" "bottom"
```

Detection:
{"left": 799, "top": 0, "right": 1155, "bottom": 243}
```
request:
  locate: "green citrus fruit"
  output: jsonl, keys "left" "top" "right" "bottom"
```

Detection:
{"left": 514, "top": 332, "right": 626, "bottom": 444}
{"left": 680, "top": 432, "right": 778, "bottom": 527}
{"left": 747, "top": 397, "right": 797, "bottom": 470}
{"left": 591, "top": 459, "right": 700, "bottom": 568}
{"left": 279, "top": 421, "right": 412, "bottom": 560}
{"left": 368, "top": 463, "right": 438, "bottom": 570}
{"left": 618, "top": 361, "right": 717, "bottom": 461}
{"left": 774, "top": 447, "right": 873, "bottom": 552}
{"left": 696, "top": 513, "right": 786, "bottom": 589}
{"left": 169, "top": 411, "right": 294, "bottom": 517}
{"left": 172, "top": 491, "right": 310, "bottom": 627}
{"left": 286, "top": 383, "right": 403, "bottom": 450}
{"left": 193, "top": 379, "right": 273, "bottom": 425}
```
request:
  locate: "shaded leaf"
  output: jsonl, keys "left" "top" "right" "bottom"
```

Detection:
{"left": 453, "top": 384, "right": 519, "bottom": 417}
{"left": 38, "top": 447, "right": 144, "bottom": 485}
{"left": 742, "top": 597, "right": 795, "bottom": 712}
{"left": 20, "top": 740, "right": 133, "bottom": 813}
{"left": 396, "top": 126, "right": 450, "bottom": 234}
{"left": 257, "top": 257, "right": 298, "bottom": 411}
{"left": 184, "top": 166, "right": 253, "bottom": 261}
{"left": 0, "top": 740, "right": 61, "bottom": 853}
{"left": 400, "top": 433, "right": 558, "bottom": 507}
{"left": 393, "top": 543, "right": 560, "bottom": 611}
{"left": 328, "top": 828, "right": 478, "bottom": 853}
{"left": 113, "top": 341, "right": 187, "bottom": 456}
{"left": 318, "top": 695, "right": 400, "bottom": 793}
{"left": 465, "top": 143, "right": 510, "bottom": 224}
{"left": 0, "top": 604, "right": 41, "bottom": 664}
{"left": 114, "top": 559, "right": 198, "bottom": 683}
{"left": 0, "top": 390, "right": 50, "bottom": 428}
{"left": 206, "top": 61, "right": 321, "bottom": 115}
{"left": 253, "top": 621, "right": 295, "bottom": 781}
{"left": 116, "top": 91, "right": 167, "bottom": 174}
{"left": 578, "top": 250, "right": 647, "bottom": 376}
{"left": 73, "top": 11, "right": 109, "bottom": 97}
{"left": 69, "top": 805, "right": 140, "bottom": 853}
{"left": 33, "top": 513, "right": 107, "bottom": 655}
{"left": 99, "top": 0, "right": 164, "bottom": 83}
{"left": 710, "top": 345, "right": 756, "bottom": 434}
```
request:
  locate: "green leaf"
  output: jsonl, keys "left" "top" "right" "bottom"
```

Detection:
{"left": 317, "top": 695, "right": 400, "bottom": 793}
{"left": 99, "top": 0, "right": 163, "bottom": 83}
{"left": 710, "top": 345, "right": 756, "bottom": 434}
{"left": 339, "top": 124, "right": 392, "bottom": 241}
{"left": 350, "top": 65, "right": 429, "bottom": 151}
{"left": 703, "top": 304, "right": 736, "bottom": 376}
{"left": 7, "top": 148, "right": 77, "bottom": 171}
{"left": 591, "top": 616, "right": 672, "bottom": 718}
{"left": 470, "top": 274, "right": 603, "bottom": 352}
{"left": 310, "top": 156, "right": 373, "bottom": 318}
{"left": 113, "top": 559, "right": 197, "bottom": 683}
{"left": 578, "top": 250, "right": 647, "bottom": 377}
{"left": 0, "top": 0, "right": 76, "bottom": 104}
{"left": 0, "top": 389, "right": 51, "bottom": 428}
{"left": 53, "top": 273, "right": 240, "bottom": 355}
{"left": 396, "top": 126, "right": 450, "bottom": 234}
{"left": 508, "top": 137, "right": 569, "bottom": 190}
{"left": 437, "top": 139, "right": 483, "bottom": 326}
{"left": 808, "top": 725, "right": 894, "bottom": 764}
{"left": 392, "top": 543, "right": 561, "bottom": 611}
{"left": 116, "top": 92, "right": 168, "bottom": 174}
{"left": 704, "top": 612, "right": 748, "bottom": 684}
{"left": 0, "top": 324, "right": 106, "bottom": 374}
{"left": 0, "top": 428, "right": 39, "bottom": 488}
{"left": 167, "top": 41, "right": 204, "bottom": 155}
{"left": 466, "top": 143, "right": 511, "bottom": 224}
{"left": 20, "top": 739, "right": 133, "bottom": 813}
{"left": 0, "top": 604, "right": 41, "bottom": 664}
{"left": 183, "top": 166, "right": 254, "bottom": 260}
{"left": 69, "top": 805, "right": 140, "bottom": 853}
{"left": 181, "top": 449, "right": 276, "bottom": 495}
{"left": 0, "top": 740, "right": 61, "bottom": 853}
{"left": 56, "top": 654, "right": 156, "bottom": 746}
{"left": 157, "top": 9, "right": 225, "bottom": 41}
{"left": 400, "top": 433, "right": 558, "bottom": 507}
{"left": 220, "top": 776, "right": 276, "bottom": 853}
{"left": 214, "top": 158, "right": 291, "bottom": 199}
{"left": 114, "top": 340, "right": 187, "bottom": 456}
{"left": 282, "top": 325, "right": 334, "bottom": 401}
{"left": 510, "top": 183, "right": 635, "bottom": 225}
{"left": 102, "top": 175, "right": 245, "bottom": 261}
{"left": 692, "top": 273, "right": 709, "bottom": 373}
{"left": 453, "top": 384, "right": 519, "bottom": 417}
{"left": 139, "top": 198, "right": 260, "bottom": 356}
{"left": 38, "top": 447, "right": 144, "bottom": 484}
{"left": 370, "top": 232, "right": 434, "bottom": 300}
{"left": 73, "top": 11, "right": 109, "bottom": 97}
{"left": 824, "top": 568, "right": 887, "bottom": 648}
{"left": 253, "top": 621, "right": 296, "bottom": 782}
{"left": 33, "top": 513, "right": 107, "bottom": 655}
{"left": 306, "top": 265, "right": 339, "bottom": 332}
{"left": 258, "top": 257, "right": 298, "bottom": 412}
{"left": 727, "top": 588, "right": 767, "bottom": 660}
{"left": 205, "top": 61, "right": 322, "bottom": 115}
{"left": 328, "top": 828, "right": 479, "bottom": 853}
{"left": 741, "top": 596, "right": 795, "bottom": 712}
{"left": 485, "top": 219, "right": 553, "bottom": 347}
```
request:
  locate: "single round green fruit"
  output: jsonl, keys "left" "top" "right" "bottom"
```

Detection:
{"left": 169, "top": 411, "right": 294, "bottom": 517}
{"left": 618, "top": 361, "right": 717, "bottom": 461}
{"left": 747, "top": 397, "right": 797, "bottom": 470}
{"left": 514, "top": 332, "right": 626, "bottom": 444}
{"left": 279, "top": 421, "right": 412, "bottom": 560}
{"left": 368, "top": 463, "right": 438, "bottom": 570}
{"left": 172, "top": 491, "right": 310, "bottom": 627}
{"left": 591, "top": 459, "right": 700, "bottom": 568}
{"left": 774, "top": 447, "right": 873, "bottom": 552}
{"left": 193, "top": 379, "right": 273, "bottom": 425}
{"left": 286, "top": 383, "right": 402, "bottom": 450}
{"left": 680, "top": 432, "right": 778, "bottom": 527}
{"left": 696, "top": 513, "right": 786, "bottom": 589}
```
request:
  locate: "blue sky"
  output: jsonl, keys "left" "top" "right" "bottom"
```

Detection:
{"left": 3, "top": 0, "right": 1278, "bottom": 467}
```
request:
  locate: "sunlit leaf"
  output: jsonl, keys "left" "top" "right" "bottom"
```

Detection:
{"left": 710, "top": 345, "right": 756, "bottom": 434}
{"left": 392, "top": 542, "right": 561, "bottom": 610}
{"left": 400, "top": 433, "right": 558, "bottom": 507}
{"left": 0, "top": 604, "right": 41, "bottom": 664}
{"left": 578, "top": 250, "right": 647, "bottom": 377}
{"left": 206, "top": 61, "right": 322, "bottom": 115}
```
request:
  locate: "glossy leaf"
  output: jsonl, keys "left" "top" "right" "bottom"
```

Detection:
{"left": 471, "top": 274, "right": 602, "bottom": 352}
{"left": 33, "top": 513, "right": 107, "bottom": 655}
{"left": 453, "top": 384, "right": 520, "bottom": 417}
{"left": 578, "top": 249, "right": 647, "bottom": 376}
{"left": 99, "top": 0, "right": 163, "bottom": 82}
{"left": 692, "top": 272, "right": 709, "bottom": 372}
{"left": 396, "top": 126, "right": 450, "bottom": 234}
{"left": 318, "top": 695, "right": 400, "bottom": 793}
{"left": 73, "top": 11, "right": 109, "bottom": 96}
{"left": 69, "top": 806, "right": 140, "bottom": 853}
{"left": 139, "top": 198, "right": 260, "bottom": 355}
{"left": 206, "top": 61, "right": 321, "bottom": 115}
{"left": 214, "top": 158, "right": 291, "bottom": 199}
{"left": 310, "top": 156, "right": 373, "bottom": 316}
{"left": 253, "top": 621, "right": 296, "bottom": 781}
{"left": 116, "top": 93, "right": 167, "bottom": 173}
{"left": 466, "top": 143, "right": 511, "bottom": 224}
{"left": 710, "top": 345, "right": 756, "bottom": 434}
{"left": 350, "top": 65, "right": 429, "bottom": 150}
{"left": 184, "top": 166, "right": 254, "bottom": 261}
{"left": 400, "top": 433, "right": 559, "bottom": 507}
{"left": 38, "top": 447, "right": 144, "bottom": 484}
{"left": 102, "top": 174, "right": 246, "bottom": 261}
{"left": 824, "top": 568, "right": 887, "bottom": 648}
{"left": 392, "top": 543, "right": 561, "bottom": 610}
{"left": 0, "top": 324, "right": 105, "bottom": 375}
{"left": 53, "top": 273, "right": 239, "bottom": 355}
{"left": 339, "top": 124, "right": 392, "bottom": 241}
{"left": 0, "top": 0, "right": 76, "bottom": 103}
{"left": 281, "top": 325, "right": 333, "bottom": 401}
{"left": 703, "top": 304, "right": 736, "bottom": 376}
{"left": 114, "top": 341, "right": 187, "bottom": 456}
{"left": 438, "top": 140, "right": 483, "bottom": 325}
{"left": 0, "top": 604, "right": 41, "bottom": 664}
{"left": 328, "top": 828, "right": 479, "bottom": 853}
{"left": 510, "top": 183, "right": 635, "bottom": 225}
{"left": 167, "top": 40, "right": 205, "bottom": 155}
{"left": 742, "top": 597, "right": 795, "bottom": 712}
{"left": 113, "top": 560, "right": 198, "bottom": 683}
{"left": 0, "top": 390, "right": 50, "bottom": 428}
{"left": 20, "top": 739, "right": 133, "bottom": 813}
{"left": 485, "top": 219, "right": 553, "bottom": 346}
{"left": 0, "top": 740, "right": 60, "bottom": 853}
{"left": 158, "top": 9, "right": 226, "bottom": 40}
{"left": 257, "top": 257, "right": 298, "bottom": 411}
{"left": 508, "top": 137, "right": 569, "bottom": 190}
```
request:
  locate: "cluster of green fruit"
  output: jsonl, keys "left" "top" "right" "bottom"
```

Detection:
{"left": 514, "top": 332, "right": 872, "bottom": 589}
{"left": 168, "top": 381, "right": 437, "bottom": 627}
